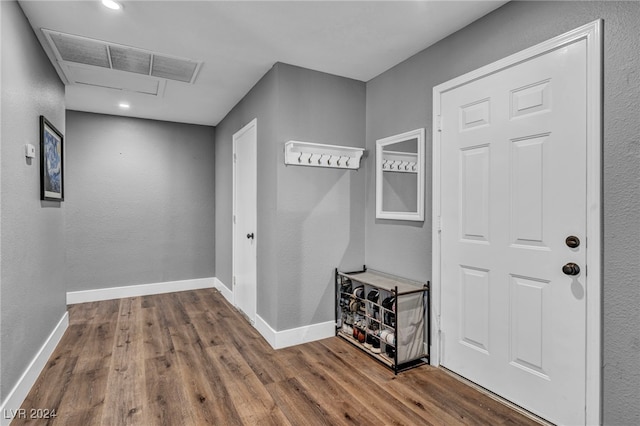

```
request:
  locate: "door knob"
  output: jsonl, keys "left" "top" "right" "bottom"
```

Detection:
{"left": 246, "top": 233, "right": 254, "bottom": 240}
{"left": 562, "top": 262, "right": 580, "bottom": 276}
{"left": 565, "top": 236, "right": 580, "bottom": 248}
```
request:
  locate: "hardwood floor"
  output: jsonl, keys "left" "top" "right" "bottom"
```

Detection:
{"left": 16, "top": 289, "right": 542, "bottom": 425}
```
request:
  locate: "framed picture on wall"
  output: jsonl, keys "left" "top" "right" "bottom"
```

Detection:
{"left": 40, "top": 115, "right": 64, "bottom": 201}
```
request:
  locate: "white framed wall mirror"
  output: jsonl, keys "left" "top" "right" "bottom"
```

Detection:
{"left": 376, "top": 128, "right": 425, "bottom": 221}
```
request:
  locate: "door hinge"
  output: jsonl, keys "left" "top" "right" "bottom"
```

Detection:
{"left": 436, "top": 115, "right": 442, "bottom": 132}
{"left": 436, "top": 216, "right": 442, "bottom": 232}
{"left": 233, "top": 153, "right": 237, "bottom": 162}
{"left": 233, "top": 276, "right": 236, "bottom": 286}
{"left": 233, "top": 215, "right": 236, "bottom": 224}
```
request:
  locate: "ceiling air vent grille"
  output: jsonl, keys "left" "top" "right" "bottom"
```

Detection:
{"left": 109, "top": 46, "right": 151, "bottom": 75}
{"left": 152, "top": 55, "right": 199, "bottom": 83}
{"left": 49, "top": 32, "right": 110, "bottom": 68}
{"left": 42, "top": 29, "right": 202, "bottom": 84}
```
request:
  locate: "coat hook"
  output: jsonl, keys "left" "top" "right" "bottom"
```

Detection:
{"left": 318, "top": 154, "right": 324, "bottom": 165}
{"left": 328, "top": 155, "right": 334, "bottom": 165}
{"left": 298, "top": 152, "right": 303, "bottom": 163}
{"left": 346, "top": 157, "right": 351, "bottom": 167}
{"left": 337, "top": 156, "right": 342, "bottom": 166}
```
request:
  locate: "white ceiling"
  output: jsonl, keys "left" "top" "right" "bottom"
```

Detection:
{"left": 18, "top": 1, "right": 508, "bottom": 126}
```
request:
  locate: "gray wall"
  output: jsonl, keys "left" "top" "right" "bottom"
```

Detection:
{"left": 275, "top": 64, "right": 366, "bottom": 330}
{"left": 365, "top": 1, "right": 640, "bottom": 424}
{"left": 215, "top": 63, "right": 365, "bottom": 330}
{"left": 215, "top": 65, "right": 280, "bottom": 324}
{"left": 3, "top": 1, "right": 636, "bottom": 422}
{"left": 65, "top": 111, "right": 215, "bottom": 291}
{"left": 0, "top": 0, "right": 66, "bottom": 401}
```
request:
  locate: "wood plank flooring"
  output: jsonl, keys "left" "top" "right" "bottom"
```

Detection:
{"left": 15, "top": 289, "right": 542, "bottom": 425}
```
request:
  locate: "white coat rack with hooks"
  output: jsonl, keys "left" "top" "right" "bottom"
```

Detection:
{"left": 381, "top": 150, "right": 418, "bottom": 174}
{"left": 284, "top": 141, "right": 365, "bottom": 170}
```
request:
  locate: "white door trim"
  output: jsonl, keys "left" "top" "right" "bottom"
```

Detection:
{"left": 232, "top": 118, "right": 258, "bottom": 321}
{"left": 431, "top": 20, "right": 602, "bottom": 424}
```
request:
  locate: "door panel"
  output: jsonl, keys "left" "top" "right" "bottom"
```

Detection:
{"left": 233, "top": 119, "right": 257, "bottom": 324}
{"left": 510, "top": 135, "right": 546, "bottom": 246}
{"left": 509, "top": 274, "right": 550, "bottom": 379}
{"left": 460, "top": 145, "right": 490, "bottom": 242}
{"left": 460, "top": 266, "right": 490, "bottom": 354}
{"left": 440, "top": 41, "right": 587, "bottom": 424}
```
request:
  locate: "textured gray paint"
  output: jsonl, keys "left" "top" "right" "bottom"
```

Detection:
{"left": 365, "top": 1, "right": 640, "bottom": 424}
{"left": 215, "top": 67, "right": 280, "bottom": 325}
{"left": 65, "top": 111, "right": 215, "bottom": 291}
{"left": 275, "top": 64, "right": 365, "bottom": 330}
{"left": 0, "top": 0, "right": 66, "bottom": 401}
{"left": 364, "top": 69, "right": 432, "bottom": 282}
{"left": 215, "top": 63, "right": 365, "bottom": 329}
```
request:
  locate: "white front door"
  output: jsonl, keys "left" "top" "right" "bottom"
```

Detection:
{"left": 437, "top": 34, "right": 596, "bottom": 425}
{"left": 233, "top": 119, "right": 257, "bottom": 324}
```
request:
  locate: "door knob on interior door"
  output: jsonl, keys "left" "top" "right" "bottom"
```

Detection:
{"left": 562, "top": 262, "right": 580, "bottom": 276}
{"left": 247, "top": 233, "right": 254, "bottom": 240}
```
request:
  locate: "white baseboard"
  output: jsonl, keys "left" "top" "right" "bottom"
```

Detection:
{"left": 255, "top": 315, "right": 335, "bottom": 350}
{"left": 212, "top": 277, "right": 233, "bottom": 304}
{"left": 0, "top": 312, "right": 69, "bottom": 426}
{"left": 66, "top": 277, "right": 216, "bottom": 304}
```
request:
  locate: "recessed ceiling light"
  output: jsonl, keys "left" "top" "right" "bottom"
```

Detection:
{"left": 119, "top": 102, "right": 130, "bottom": 109}
{"left": 101, "top": 0, "right": 122, "bottom": 11}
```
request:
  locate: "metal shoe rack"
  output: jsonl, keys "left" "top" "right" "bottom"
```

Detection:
{"left": 335, "top": 266, "right": 430, "bottom": 374}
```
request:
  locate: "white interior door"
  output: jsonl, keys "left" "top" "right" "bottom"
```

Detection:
{"left": 436, "top": 35, "right": 596, "bottom": 425}
{"left": 233, "top": 119, "right": 257, "bottom": 324}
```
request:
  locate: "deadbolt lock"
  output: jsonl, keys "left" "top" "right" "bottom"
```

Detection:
{"left": 565, "top": 236, "right": 580, "bottom": 248}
